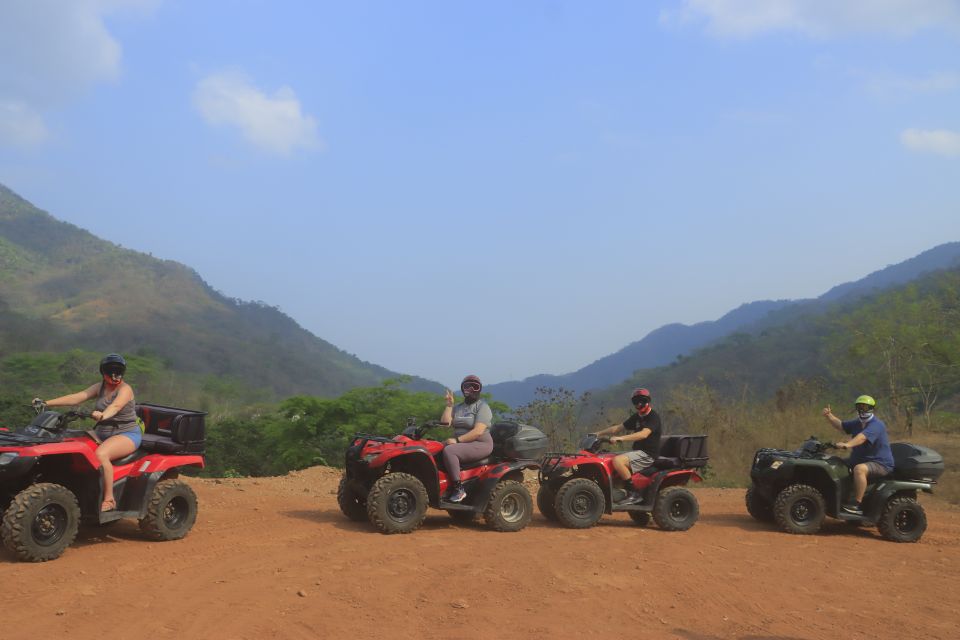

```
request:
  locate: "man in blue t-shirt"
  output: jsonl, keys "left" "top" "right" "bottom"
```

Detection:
{"left": 822, "top": 394, "right": 895, "bottom": 516}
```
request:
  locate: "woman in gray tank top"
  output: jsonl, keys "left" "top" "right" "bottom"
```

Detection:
{"left": 438, "top": 374, "right": 495, "bottom": 503}
{"left": 38, "top": 354, "right": 140, "bottom": 512}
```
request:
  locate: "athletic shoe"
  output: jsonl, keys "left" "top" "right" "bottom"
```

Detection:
{"left": 448, "top": 486, "right": 468, "bottom": 503}
{"left": 841, "top": 503, "right": 863, "bottom": 516}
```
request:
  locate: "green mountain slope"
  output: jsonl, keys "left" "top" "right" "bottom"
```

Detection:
{"left": 0, "top": 184, "right": 441, "bottom": 398}
{"left": 591, "top": 266, "right": 960, "bottom": 422}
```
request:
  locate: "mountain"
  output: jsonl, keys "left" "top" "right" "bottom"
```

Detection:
{"left": 588, "top": 263, "right": 960, "bottom": 416}
{"left": 488, "top": 242, "right": 960, "bottom": 408}
{"left": 0, "top": 183, "right": 442, "bottom": 398}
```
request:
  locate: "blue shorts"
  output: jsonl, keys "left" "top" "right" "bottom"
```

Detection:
{"left": 104, "top": 429, "right": 142, "bottom": 448}
{"left": 121, "top": 429, "right": 142, "bottom": 448}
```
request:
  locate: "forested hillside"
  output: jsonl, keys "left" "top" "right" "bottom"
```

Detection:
{"left": 488, "top": 242, "right": 960, "bottom": 408}
{"left": 0, "top": 184, "right": 441, "bottom": 399}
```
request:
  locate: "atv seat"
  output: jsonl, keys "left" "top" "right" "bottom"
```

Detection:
{"left": 459, "top": 457, "right": 493, "bottom": 470}
{"left": 641, "top": 457, "right": 682, "bottom": 475}
{"left": 140, "top": 433, "right": 189, "bottom": 454}
{"left": 112, "top": 449, "right": 152, "bottom": 466}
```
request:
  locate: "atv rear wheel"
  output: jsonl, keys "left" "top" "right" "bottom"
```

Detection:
{"left": 139, "top": 479, "right": 199, "bottom": 541}
{"left": 773, "top": 484, "right": 825, "bottom": 535}
{"left": 536, "top": 485, "right": 558, "bottom": 522}
{"left": 653, "top": 486, "right": 699, "bottom": 531}
{"left": 877, "top": 496, "right": 927, "bottom": 543}
{"left": 484, "top": 480, "right": 533, "bottom": 532}
{"left": 366, "top": 473, "right": 428, "bottom": 534}
{"left": 555, "top": 478, "right": 605, "bottom": 529}
{"left": 337, "top": 475, "right": 368, "bottom": 522}
{"left": 745, "top": 485, "right": 774, "bottom": 522}
{"left": 628, "top": 511, "right": 651, "bottom": 527}
{"left": 1, "top": 483, "right": 80, "bottom": 562}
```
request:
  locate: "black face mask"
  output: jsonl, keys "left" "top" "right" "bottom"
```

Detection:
{"left": 462, "top": 388, "right": 480, "bottom": 404}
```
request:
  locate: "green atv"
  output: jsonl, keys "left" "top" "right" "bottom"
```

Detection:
{"left": 746, "top": 436, "right": 943, "bottom": 542}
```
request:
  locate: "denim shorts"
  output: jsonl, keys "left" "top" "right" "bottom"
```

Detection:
{"left": 99, "top": 428, "right": 142, "bottom": 448}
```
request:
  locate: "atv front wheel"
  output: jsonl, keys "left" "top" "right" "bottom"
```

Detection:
{"left": 628, "top": 511, "right": 651, "bottom": 527}
{"left": 536, "top": 485, "right": 558, "bottom": 522}
{"left": 653, "top": 486, "right": 699, "bottom": 531}
{"left": 484, "top": 480, "right": 533, "bottom": 532}
{"left": 555, "top": 478, "right": 605, "bottom": 529}
{"left": 878, "top": 496, "right": 927, "bottom": 543}
{"left": 337, "top": 475, "right": 368, "bottom": 522}
{"left": 1, "top": 483, "right": 80, "bottom": 562}
{"left": 773, "top": 484, "right": 825, "bottom": 535}
{"left": 139, "top": 479, "right": 199, "bottom": 541}
{"left": 745, "top": 485, "right": 774, "bottom": 522}
{"left": 366, "top": 473, "right": 428, "bottom": 534}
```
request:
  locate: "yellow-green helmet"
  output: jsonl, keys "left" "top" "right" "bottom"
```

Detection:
{"left": 854, "top": 394, "right": 876, "bottom": 408}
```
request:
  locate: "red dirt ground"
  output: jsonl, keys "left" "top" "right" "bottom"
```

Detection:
{"left": 3, "top": 468, "right": 959, "bottom": 640}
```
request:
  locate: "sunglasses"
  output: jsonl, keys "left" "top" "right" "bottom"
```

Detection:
{"left": 632, "top": 398, "right": 649, "bottom": 406}
{"left": 103, "top": 367, "right": 124, "bottom": 378}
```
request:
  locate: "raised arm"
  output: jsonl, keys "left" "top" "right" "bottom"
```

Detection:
{"left": 822, "top": 406, "right": 843, "bottom": 432}
{"left": 439, "top": 389, "right": 455, "bottom": 425}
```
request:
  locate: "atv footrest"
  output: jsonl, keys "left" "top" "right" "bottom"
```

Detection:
{"left": 438, "top": 500, "right": 477, "bottom": 511}
{"left": 98, "top": 509, "right": 139, "bottom": 525}
{"left": 613, "top": 503, "right": 653, "bottom": 513}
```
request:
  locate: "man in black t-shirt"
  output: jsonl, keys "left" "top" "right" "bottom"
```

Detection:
{"left": 592, "top": 388, "right": 662, "bottom": 505}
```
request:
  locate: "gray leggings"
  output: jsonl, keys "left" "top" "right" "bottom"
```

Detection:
{"left": 442, "top": 432, "right": 494, "bottom": 483}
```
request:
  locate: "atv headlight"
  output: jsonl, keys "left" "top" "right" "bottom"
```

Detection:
{"left": 363, "top": 453, "right": 379, "bottom": 463}
{"left": 770, "top": 460, "right": 783, "bottom": 469}
{"left": 0, "top": 452, "right": 18, "bottom": 465}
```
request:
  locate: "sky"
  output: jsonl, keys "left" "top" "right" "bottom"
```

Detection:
{"left": 1, "top": 0, "right": 959, "bottom": 389}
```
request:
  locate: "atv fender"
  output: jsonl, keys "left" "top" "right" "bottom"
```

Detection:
{"left": 371, "top": 449, "right": 441, "bottom": 503}
{"left": 469, "top": 461, "right": 537, "bottom": 511}
{"left": 861, "top": 481, "right": 932, "bottom": 521}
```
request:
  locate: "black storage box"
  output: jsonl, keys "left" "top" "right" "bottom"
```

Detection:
{"left": 490, "top": 421, "right": 550, "bottom": 460}
{"left": 136, "top": 403, "right": 206, "bottom": 455}
{"left": 891, "top": 442, "right": 944, "bottom": 482}
{"left": 658, "top": 435, "right": 709, "bottom": 467}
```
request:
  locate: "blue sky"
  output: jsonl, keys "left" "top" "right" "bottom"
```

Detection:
{"left": 1, "top": 1, "right": 959, "bottom": 388}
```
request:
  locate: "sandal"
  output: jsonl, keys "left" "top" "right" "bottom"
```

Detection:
{"left": 101, "top": 498, "right": 117, "bottom": 512}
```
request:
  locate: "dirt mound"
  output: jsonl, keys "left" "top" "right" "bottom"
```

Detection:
{"left": 3, "top": 469, "right": 959, "bottom": 639}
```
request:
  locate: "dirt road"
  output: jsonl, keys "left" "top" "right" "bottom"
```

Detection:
{"left": 3, "top": 467, "right": 958, "bottom": 640}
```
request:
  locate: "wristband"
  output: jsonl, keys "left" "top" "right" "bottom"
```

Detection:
{"left": 455, "top": 436, "right": 460, "bottom": 443}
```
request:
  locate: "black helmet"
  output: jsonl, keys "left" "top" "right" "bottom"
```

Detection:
{"left": 99, "top": 353, "right": 127, "bottom": 377}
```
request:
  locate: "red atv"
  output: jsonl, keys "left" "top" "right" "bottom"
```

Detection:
{"left": 338, "top": 419, "right": 549, "bottom": 534}
{"left": 537, "top": 433, "right": 708, "bottom": 530}
{"left": 0, "top": 403, "right": 205, "bottom": 562}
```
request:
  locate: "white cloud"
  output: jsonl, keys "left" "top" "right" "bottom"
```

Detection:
{"left": 663, "top": 0, "right": 960, "bottom": 38}
{"left": 900, "top": 128, "right": 960, "bottom": 156}
{"left": 193, "top": 71, "right": 322, "bottom": 156}
{"left": 0, "top": 1, "right": 154, "bottom": 148}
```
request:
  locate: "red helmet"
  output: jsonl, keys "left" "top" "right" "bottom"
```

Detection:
{"left": 630, "top": 388, "right": 651, "bottom": 405}
{"left": 461, "top": 375, "right": 482, "bottom": 394}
